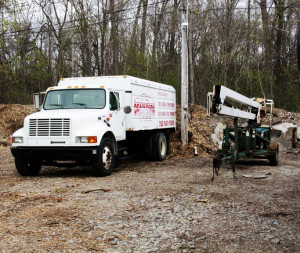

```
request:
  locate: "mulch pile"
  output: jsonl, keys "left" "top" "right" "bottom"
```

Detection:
{"left": 0, "top": 104, "right": 299, "bottom": 158}
{"left": 0, "top": 104, "right": 35, "bottom": 141}
{"left": 168, "top": 104, "right": 219, "bottom": 159}
{"left": 269, "top": 108, "right": 300, "bottom": 126}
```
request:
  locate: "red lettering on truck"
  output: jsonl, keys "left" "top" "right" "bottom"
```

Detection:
{"left": 134, "top": 94, "right": 155, "bottom": 118}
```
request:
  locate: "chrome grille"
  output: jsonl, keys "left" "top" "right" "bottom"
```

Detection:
{"left": 29, "top": 119, "right": 70, "bottom": 137}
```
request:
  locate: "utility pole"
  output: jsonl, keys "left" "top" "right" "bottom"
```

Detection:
{"left": 181, "top": 0, "right": 189, "bottom": 146}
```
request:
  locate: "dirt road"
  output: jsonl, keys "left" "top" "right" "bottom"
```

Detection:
{"left": 0, "top": 147, "right": 299, "bottom": 252}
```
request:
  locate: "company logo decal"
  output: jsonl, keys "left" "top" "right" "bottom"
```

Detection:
{"left": 134, "top": 94, "right": 155, "bottom": 118}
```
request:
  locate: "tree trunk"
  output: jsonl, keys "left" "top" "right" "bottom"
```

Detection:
{"left": 109, "top": 0, "right": 119, "bottom": 74}
{"left": 170, "top": 0, "right": 179, "bottom": 58}
{"left": 247, "top": 0, "right": 252, "bottom": 96}
{"left": 274, "top": 0, "right": 285, "bottom": 83}
{"left": 188, "top": 13, "right": 195, "bottom": 104}
{"left": 152, "top": 2, "right": 167, "bottom": 59}
{"left": 130, "top": 0, "right": 143, "bottom": 48}
{"left": 259, "top": 0, "right": 273, "bottom": 98}
{"left": 140, "top": 0, "right": 148, "bottom": 55}
{"left": 100, "top": 0, "right": 108, "bottom": 75}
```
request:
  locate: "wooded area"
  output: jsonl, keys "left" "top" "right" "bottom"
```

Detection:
{"left": 0, "top": 0, "right": 299, "bottom": 111}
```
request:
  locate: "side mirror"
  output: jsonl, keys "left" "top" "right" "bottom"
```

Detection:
{"left": 33, "top": 93, "right": 40, "bottom": 111}
{"left": 124, "top": 106, "right": 132, "bottom": 114}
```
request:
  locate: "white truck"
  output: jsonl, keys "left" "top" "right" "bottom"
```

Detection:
{"left": 10, "top": 75, "right": 176, "bottom": 176}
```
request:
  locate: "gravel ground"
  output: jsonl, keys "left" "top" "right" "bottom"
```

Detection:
{"left": 0, "top": 146, "right": 299, "bottom": 252}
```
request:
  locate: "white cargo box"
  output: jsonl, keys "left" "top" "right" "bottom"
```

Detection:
{"left": 57, "top": 75, "right": 176, "bottom": 132}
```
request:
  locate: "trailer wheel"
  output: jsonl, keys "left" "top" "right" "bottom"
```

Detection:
{"left": 269, "top": 149, "right": 279, "bottom": 166}
{"left": 269, "top": 143, "right": 279, "bottom": 166}
{"left": 93, "top": 138, "right": 115, "bottom": 176}
{"left": 15, "top": 157, "right": 42, "bottom": 176}
{"left": 152, "top": 132, "right": 167, "bottom": 161}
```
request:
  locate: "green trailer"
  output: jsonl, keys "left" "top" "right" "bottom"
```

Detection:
{"left": 208, "top": 85, "right": 278, "bottom": 180}
{"left": 214, "top": 118, "right": 278, "bottom": 179}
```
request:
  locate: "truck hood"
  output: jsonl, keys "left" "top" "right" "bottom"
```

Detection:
{"left": 26, "top": 109, "right": 105, "bottom": 120}
{"left": 25, "top": 109, "right": 107, "bottom": 137}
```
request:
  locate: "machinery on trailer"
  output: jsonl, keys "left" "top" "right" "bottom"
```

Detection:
{"left": 207, "top": 85, "right": 278, "bottom": 180}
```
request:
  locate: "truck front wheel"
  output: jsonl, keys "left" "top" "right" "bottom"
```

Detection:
{"left": 93, "top": 138, "right": 115, "bottom": 176}
{"left": 15, "top": 157, "right": 42, "bottom": 176}
{"left": 152, "top": 132, "right": 168, "bottom": 161}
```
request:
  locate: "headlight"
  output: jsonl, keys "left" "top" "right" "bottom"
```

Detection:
{"left": 80, "top": 137, "right": 89, "bottom": 143}
{"left": 76, "top": 136, "right": 97, "bottom": 143}
{"left": 12, "top": 137, "right": 23, "bottom": 143}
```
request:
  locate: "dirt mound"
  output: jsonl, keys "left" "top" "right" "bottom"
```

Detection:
{"left": 0, "top": 104, "right": 35, "bottom": 139}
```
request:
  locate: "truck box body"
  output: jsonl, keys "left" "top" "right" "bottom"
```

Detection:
{"left": 10, "top": 76, "right": 176, "bottom": 176}
{"left": 55, "top": 75, "right": 176, "bottom": 133}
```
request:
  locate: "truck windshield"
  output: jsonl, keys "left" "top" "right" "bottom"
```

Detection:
{"left": 43, "top": 89, "right": 106, "bottom": 110}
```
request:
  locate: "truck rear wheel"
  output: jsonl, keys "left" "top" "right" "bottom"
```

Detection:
{"left": 93, "top": 137, "right": 115, "bottom": 176}
{"left": 152, "top": 132, "right": 167, "bottom": 161}
{"left": 15, "top": 157, "right": 42, "bottom": 176}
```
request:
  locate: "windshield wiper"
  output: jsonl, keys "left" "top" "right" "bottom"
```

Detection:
{"left": 49, "top": 104, "right": 64, "bottom": 108}
{"left": 72, "top": 103, "right": 88, "bottom": 108}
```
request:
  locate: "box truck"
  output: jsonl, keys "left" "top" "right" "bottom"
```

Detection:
{"left": 10, "top": 76, "right": 176, "bottom": 176}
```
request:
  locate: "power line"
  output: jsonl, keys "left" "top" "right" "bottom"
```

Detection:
{"left": 1, "top": 9, "right": 176, "bottom": 40}
{"left": 191, "top": 4, "right": 300, "bottom": 14}
{"left": 0, "top": 0, "right": 170, "bottom": 37}
{"left": 0, "top": 0, "right": 68, "bottom": 11}
{"left": 0, "top": 0, "right": 168, "bottom": 16}
{"left": 107, "top": 0, "right": 169, "bottom": 14}
{"left": 1, "top": 1, "right": 298, "bottom": 39}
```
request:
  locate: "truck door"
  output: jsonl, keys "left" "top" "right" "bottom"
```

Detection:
{"left": 108, "top": 90, "right": 125, "bottom": 141}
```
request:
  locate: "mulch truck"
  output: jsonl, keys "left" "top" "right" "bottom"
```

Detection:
{"left": 10, "top": 76, "right": 176, "bottom": 176}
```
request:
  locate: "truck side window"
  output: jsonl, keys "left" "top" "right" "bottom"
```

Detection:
{"left": 109, "top": 92, "right": 120, "bottom": 110}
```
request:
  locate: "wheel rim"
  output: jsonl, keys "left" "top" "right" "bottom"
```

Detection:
{"left": 160, "top": 137, "right": 167, "bottom": 156}
{"left": 102, "top": 145, "right": 113, "bottom": 170}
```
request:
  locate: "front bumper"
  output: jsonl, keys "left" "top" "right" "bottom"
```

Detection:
{"left": 10, "top": 146, "right": 98, "bottom": 161}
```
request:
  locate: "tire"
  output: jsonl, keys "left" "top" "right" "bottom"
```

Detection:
{"left": 15, "top": 157, "right": 42, "bottom": 176}
{"left": 152, "top": 132, "right": 168, "bottom": 161}
{"left": 93, "top": 138, "right": 115, "bottom": 176}
{"left": 269, "top": 149, "right": 279, "bottom": 166}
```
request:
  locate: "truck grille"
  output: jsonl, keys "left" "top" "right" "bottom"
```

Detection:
{"left": 29, "top": 119, "right": 70, "bottom": 137}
